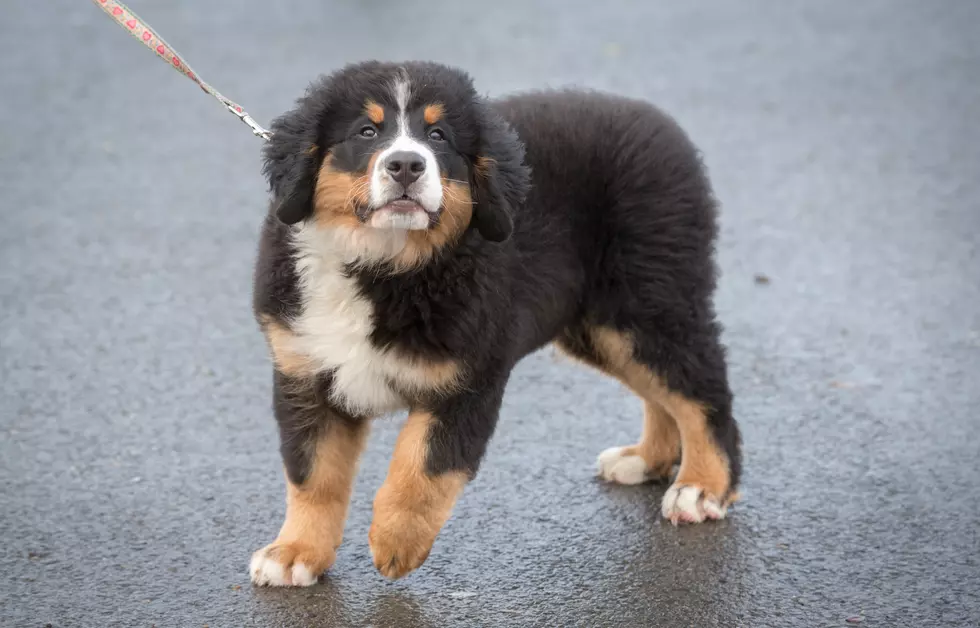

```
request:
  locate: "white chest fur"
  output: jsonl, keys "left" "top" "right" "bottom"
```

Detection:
{"left": 287, "top": 225, "right": 446, "bottom": 416}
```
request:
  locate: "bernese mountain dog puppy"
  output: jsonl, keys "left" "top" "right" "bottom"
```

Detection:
{"left": 249, "top": 60, "right": 742, "bottom": 586}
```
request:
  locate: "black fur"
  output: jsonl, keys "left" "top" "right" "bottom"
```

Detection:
{"left": 252, "top": 214, "right": 303, "bottom": 321}
{"left": 272, "top": 370, "right": 362, "bottom": 485}
{"left": 253, "top": 61, "right": 741, "bottom": 494}
{"left": 468, "top": 101, "right": 530, "bottom": 241}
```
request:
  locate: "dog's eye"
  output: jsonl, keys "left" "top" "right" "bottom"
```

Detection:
{"left": 359, "top": 126, "right": 377, "bottom": 139}
{"left": 428, "top": 129, "right": 445, "bottom": 141}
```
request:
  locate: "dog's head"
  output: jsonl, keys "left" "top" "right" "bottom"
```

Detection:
{"left": 263, "top": 61, "right": 530, "bottom": 268}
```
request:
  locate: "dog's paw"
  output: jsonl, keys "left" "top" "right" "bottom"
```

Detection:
{"left": 249, "top": 541, "right": 335, "bottom": 587}
{"left": 596, "top": 446, "right": 651, "bottom": 485}
{"left": 368, "top": 512, "right": 437, "bottom": 580}
{"left": 661, "top": 484, "right": 727, "bottom": 525}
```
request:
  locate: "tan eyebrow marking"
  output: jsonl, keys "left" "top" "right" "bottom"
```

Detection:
{"left": 364, "top": 100, "right": 385, "bottom": 124}
{"left": 423, "top": 103, "right": 445, "bottom": 126}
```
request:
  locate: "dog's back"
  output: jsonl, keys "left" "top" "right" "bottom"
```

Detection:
{"left": 489, "top": 90, "right": 722, "bottom": 357}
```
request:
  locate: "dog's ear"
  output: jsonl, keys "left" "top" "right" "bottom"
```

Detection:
{"left": 470, "top": 103, "right": 531, "bottom": 242}
{"left": 262, "top": 89, "right": 325, "bottom": 225}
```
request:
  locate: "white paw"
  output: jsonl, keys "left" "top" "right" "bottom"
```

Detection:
{"left": 596, "top": 446, "right": 649, "bottom": 485}
{"left": 249, "top": 548, "right": 318, "bottom": 587}
{"left": 661, "top": 484, "right": 727, "bottom": 525}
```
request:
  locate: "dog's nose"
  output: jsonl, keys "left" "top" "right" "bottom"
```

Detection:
{"left": 384, "top": 151, "right": 426, "bottom": 186}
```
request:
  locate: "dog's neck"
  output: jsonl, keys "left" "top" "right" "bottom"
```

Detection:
{"left": 290, "top": 221, "right": 413, "bottom": 268}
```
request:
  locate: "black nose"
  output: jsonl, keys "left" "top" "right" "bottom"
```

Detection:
{"left": 384, "top": 151, "right": 426, "bottom": 186}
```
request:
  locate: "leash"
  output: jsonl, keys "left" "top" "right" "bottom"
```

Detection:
{"left": 90, "top": 0, "right": 272, "bottom": 141}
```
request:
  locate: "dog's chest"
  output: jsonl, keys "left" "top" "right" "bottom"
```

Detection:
{"left": 289, "top": 229, "right": 445, "bottom": 416}
{"left": 288, "top": 260, "right": 402, "bottom": 416}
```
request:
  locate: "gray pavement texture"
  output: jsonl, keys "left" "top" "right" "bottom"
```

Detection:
{"left": 2, "top": 1, "right": 979, "bottom": 627}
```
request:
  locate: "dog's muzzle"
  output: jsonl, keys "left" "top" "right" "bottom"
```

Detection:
{"left": 367, "top": 141, "right": 443, "bottom": 229}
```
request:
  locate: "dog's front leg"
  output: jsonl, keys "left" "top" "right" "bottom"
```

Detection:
{"left": 369, "top": 381, "right": 505, "bottom": 579}
{"left": 250, "top": 373, "right": 369, "bottom": 586}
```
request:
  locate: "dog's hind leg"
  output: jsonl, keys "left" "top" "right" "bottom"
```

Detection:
{"left": 556, "top": 327, "right": 681, "bottom": 484}
{"left": 559, "top": 321, "right": 741, "bottom": 524}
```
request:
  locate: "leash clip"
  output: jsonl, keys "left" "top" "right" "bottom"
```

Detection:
{"left": 228, "top": 104, "right": 273, "bottom": 141}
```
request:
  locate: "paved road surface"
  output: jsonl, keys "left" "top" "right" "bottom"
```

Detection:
{"left": 2, "top": 1, "right": 978, "bottom": 626}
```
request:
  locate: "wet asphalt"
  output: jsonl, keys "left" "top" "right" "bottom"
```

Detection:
{"left": 2, "top": 1, "right": 979, "bottom": 627}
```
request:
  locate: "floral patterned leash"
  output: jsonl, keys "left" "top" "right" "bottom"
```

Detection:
{"left": 90, "top": 0, "right": 272, "bottom": 141}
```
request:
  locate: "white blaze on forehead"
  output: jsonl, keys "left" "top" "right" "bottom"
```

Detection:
{"left": 393, "top": 76, "right": 411, "bottom": 127}
{"left": 367, "top": 74, "right": 443, "bottom": 215}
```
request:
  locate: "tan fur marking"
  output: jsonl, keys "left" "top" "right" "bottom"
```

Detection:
{"left": 660, "top": 394, "right": 732, "bottom": 501}
{"left": 616, "top": 402, "right": 682, "bottom": 478}
{"left": 388, "top": 180, "right": 473, "bottom": 272}
{"left": 313, "top": 156, "right": 369, "bottom": 231}
{"left": 364, "top": 100, "right": 384, "bottom": 125}
{"left": 255, "top": 419, "right": 369, "bottom": 582}
{"left": 390, "top": 350, "right": 463, "bottom": 393}
{"left": 305, "top": 143, "right": 319, "bottom": 156}
{"left": 418, "top": 357, "right": 461, "bottom": 388}
{"left": 369, "top": 411, "right": 467, "bottom": 579}
{"left": 589, "top": 327, "right": 731, "bottom": 500}
{"left": 423, "top": 103, "right": 445, "bottom": 125}
{"left": 260, "top": 315, "right": 315, "bottom": 378}
{"left": 475, "top": 155, "right": 496, "bottom": 177}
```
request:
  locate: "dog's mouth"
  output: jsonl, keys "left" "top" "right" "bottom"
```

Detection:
{"left": 362, "top": 195, "right": 437, "bottom": 231}
{"left": 381, "top": 196, "right": 426, "bottom": 214}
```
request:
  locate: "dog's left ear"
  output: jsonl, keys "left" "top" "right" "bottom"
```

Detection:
{"left": 262, "top": 90, "right": 324, "bottom": 225}
{"left": 470, "top": 103, "right": 531, "bottom": 242}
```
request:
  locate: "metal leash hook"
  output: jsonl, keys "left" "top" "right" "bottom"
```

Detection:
{"left": 90, "top": 0, "right": 273, "bottom": 141}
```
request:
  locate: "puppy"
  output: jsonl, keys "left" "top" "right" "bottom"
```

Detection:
{"left": 249, "top": 60, "right": 741, "bottom": 586}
